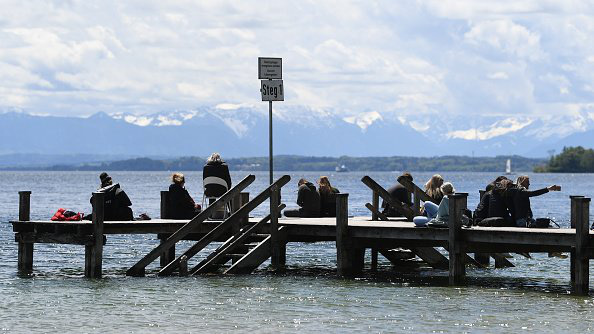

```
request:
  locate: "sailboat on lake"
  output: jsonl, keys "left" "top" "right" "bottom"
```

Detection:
{"left": 505, "top": 159, "right": 512, "bottom": 175}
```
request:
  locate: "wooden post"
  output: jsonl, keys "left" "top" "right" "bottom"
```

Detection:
{"left": 474, "top": 190, "right": 490, "bottom": 266}
{"left": 17, "top": 191, "right": 33, "bottom": 272}
{"left": 413, "top": 188, "right": 421, "bottom": 216}
{"left": 371, "top": 249, "right": 378, "bottom": 271}
{"left": 573, "top": 197, "right": 590, "bottom": 295}
{"left": 160, "top": 191, "right": 169, "bottom": 219}
{"left": 569, "top": 195, "right": 584, "bottom": 291}
{"left": 336, "top": 193, "right": 355, "bottom": 277}
{"left": 372, "top": 191, "right": 379, "bottom": 221}
{"left": 85, "top": 192, "right": 104, "bottom": 278}
{"left": 239, "top": 192, "right": 250, "bottom": 227}
{"left": 179, "top": 255, "right": 188, "bottom": 276}
{"left": 448, "top": 192, "right": 467, "bottom": 285}
{"left": 270, "top": 185, "right": 282, "bottom": 270}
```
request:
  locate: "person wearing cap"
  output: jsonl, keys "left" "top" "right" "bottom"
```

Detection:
{"left": 92, "top": 172, "right": 134, "bottom": 221}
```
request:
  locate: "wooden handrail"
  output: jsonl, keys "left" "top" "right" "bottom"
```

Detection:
{"left": 191, "top": 203, "right": 286, "bottom": 275}
{"left": 126, "top": 174, "right": 256, "bottom": 276}
{"left": 361, "top": 176, "right": 414, "bottom": 220}
{"left": 157, "top": 174, "right": 292, "bottom": 276}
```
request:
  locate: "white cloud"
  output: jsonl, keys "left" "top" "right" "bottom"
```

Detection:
{"left": 0, "top": 0, "right": 592, "bottom": 130}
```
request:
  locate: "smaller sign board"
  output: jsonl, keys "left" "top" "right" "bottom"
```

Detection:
{"left": 258, "top": 57, "right": 282, "bottom": 79}
{"left": 261, "top": 80, "right": 284, "bottom": 101}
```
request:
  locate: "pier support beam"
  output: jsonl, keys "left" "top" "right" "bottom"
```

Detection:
{"left": 448, "top": 192, "right": 468, "bottom": 286}
{"left": 270, "top": 185, "right": 284, "bottom": 271}
{"left": 336, "top": 193, "right": 362, "bottom": 277}
{"left": 569, "top": 195, "right": 584, "bottom": 291}
{"left": 571, "top": 196, "right": 590, "bottom": 295}
{"left": 85, "top": 192, "right": 104, "bottom": 278}
{"left": 159, "top": 191, "right": 176, "bottom": 268}
{"left": 17, "top": 191, "right": 33, "bottom": 272}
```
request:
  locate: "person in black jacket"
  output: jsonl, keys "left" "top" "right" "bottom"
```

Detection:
{"left": 513, "top": 175, "right": 560, "bottom": 227}
{"left": 203, "top": 153, "right": 232, "bottom": 199}
{"left": 487, "top": 178, "right": 514, "bottom": 226}
{"left": 318, "top": 176, "right": 340, "bottom": 217}
{"left": 167, "top": 173, "right": 201, "bottom": 219}
{"left": 474, "top": 176, "right": 509, "bottom": 223}
{"left": 93, "top": 172, "right": 133, "bottom": 221}
{"left": 284, "top": 178, "right": 321, "bottom": 217}
{"left": 381, "top": 172, "right": 413, "bottom": 217}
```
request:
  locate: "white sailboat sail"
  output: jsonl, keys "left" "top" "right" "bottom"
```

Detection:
{"left": 505, "top": 159, "right": 511, "bottom": 174}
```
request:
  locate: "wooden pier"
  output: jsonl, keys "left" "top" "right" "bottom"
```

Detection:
{"left": 9, "top": 175, "right": 594, "bottom": 295}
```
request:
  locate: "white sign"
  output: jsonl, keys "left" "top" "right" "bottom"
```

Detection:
{"left": 258, "top": 57, "right": 282, "bottom": 79}
{"left": 261, "top": 80, "right": 284, "bottom": 101}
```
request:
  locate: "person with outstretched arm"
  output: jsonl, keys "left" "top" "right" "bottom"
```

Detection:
{"left": 513, "top": 175, "right": 561, "bottom": 227}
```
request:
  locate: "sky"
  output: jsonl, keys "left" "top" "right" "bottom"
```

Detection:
{"left": 1, "top": 0, "right": 594, "bottom": 124}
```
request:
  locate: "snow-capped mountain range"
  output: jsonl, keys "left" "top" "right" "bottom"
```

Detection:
{"left": 1, "top": 104, "right": 593, "bottom": 159}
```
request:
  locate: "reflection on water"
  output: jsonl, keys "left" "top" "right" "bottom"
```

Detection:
{"left": 1, "top": 171, "right": 594, "bottom": 332}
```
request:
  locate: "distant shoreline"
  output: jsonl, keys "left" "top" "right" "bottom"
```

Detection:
{"left": 0, "top": 155, "right": 547, "bottom": 173}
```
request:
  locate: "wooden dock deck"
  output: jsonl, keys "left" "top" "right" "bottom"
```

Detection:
{"left": 9, "top": 175, "right": 594, "bottom": 296}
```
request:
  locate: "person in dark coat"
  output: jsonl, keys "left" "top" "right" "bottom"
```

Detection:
{"left": 487, "top": 178, "right": 514, "bottom": 226}
{"left": 93, "top": 172, "right": 133, "bottom": 221}
{"left": 381, "top": 172, "right": 413, "bottom": 217}
{"left": 474, "top": 176, "right": 509, "bottom": 223}
{"left": 203, "top": 152, "right": 232, "bottom": 198}
{"left": 512, "top": 175, "right": 561, "bottom": 227}
{"left": 318, "top": 176, "right": 340, "bottom": 217}
{"left": 284, "top": 178, "right": 321, "bottom": 217}
{"left": 167, "top": 173, "right": 201, "bottom": 219}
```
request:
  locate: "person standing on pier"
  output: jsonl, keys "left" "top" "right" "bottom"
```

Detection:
{"left": 203, "top": 153, "right": 232, "bottom": 199}
{"left": 318, "top": 176, "right": 340, "bottom": 217}
{"left": 381, "top": 172, "right": 413, "bottom": 217}
{"left": 167, "top": 173, "right": 201, "bottom": 219}
{"left": 283, "top": 178, "right": 321, "bottom": 217}
{"left": 512, "top": 175, "right": 561, "bottom": 227}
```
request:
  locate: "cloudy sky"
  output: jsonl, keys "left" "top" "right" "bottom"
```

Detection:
{"left": 1, "top": 0, "right": 594, "bottom": 122}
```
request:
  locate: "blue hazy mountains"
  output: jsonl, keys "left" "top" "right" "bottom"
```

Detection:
{"left": 0, "top": 107, "right": 590, "bottom": 162}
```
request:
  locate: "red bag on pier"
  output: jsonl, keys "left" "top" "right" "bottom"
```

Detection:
{"left": 51, "top": 208, "right": 83, "bottom": 221}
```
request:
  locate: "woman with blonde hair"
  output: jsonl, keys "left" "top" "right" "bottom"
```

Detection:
{"left": 424, "top": 174, "right": 444, "bottom": 204}
{"left": 318, "top": 176, "right": 340, "bottom": 217}
{"left": 167, "top": 172, "right": 201, "bottom": 219}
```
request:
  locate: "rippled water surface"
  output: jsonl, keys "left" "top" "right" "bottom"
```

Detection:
{"left": 1, "top": 171, "right": 594, "bottom": 333}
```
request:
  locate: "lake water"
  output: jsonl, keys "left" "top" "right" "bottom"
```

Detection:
{"left": 1, "top": 171, "right": 593, "bottom": 333}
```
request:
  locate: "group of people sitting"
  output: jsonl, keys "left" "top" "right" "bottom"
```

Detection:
{"left": 91, "top": 152, "right": 232, "bottom": 221}
{"left": 283, "top": 176, "right": 340, "bottom": 218}
{"left": 380, "top": 172, "right": 561, "bottom": 227}
{"left": 474, "top": 175, "right": 560, "bottom": 227}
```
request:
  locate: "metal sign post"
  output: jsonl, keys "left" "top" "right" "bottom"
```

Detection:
{"left": 259, "top": 58, "right": 283, "bottom": 185}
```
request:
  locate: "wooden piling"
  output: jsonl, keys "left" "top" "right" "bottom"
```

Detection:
{"left": 474, "top": 190, "right": 490, "bottom": 266}
{"left": 85, "top": 192, "right": 104, "bottom": 278}
{"left": 448, "top": 192, "right": 468, "bottom": 285}
{"left": 179, "top": 255, "right": 188, "bottom": 276}
{"left": 372, "top": 191, "right": 379, "bottom": 221}
{"left": 336, "top": 193, "right": 360, "bottom": 277}
{"left": 159, "top": 191, "right": 175, "bottom": 268}
{"left": 17, "top": 191, "right": 33, "bottom": 272}
{"left": 572, "top": 196, "right": 590, "bottom": 295}
{"left": 270, "top": 185, "right": 283, "bottom": 270}
{"left": 569, "top": 195, "right": 584, "bottom": 290}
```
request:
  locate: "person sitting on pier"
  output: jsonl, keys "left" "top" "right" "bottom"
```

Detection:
{"left": 318, "top": 176, "right": 340, "bottom": 217}
{"left": 422, "top": 182, "right": 455, "bottom": 227}
{"left": 512, "top": 175, "right": 561, "bottom": 227}
{"left": 284, "top": 178, "right": 321, "bottom": 218}
{"left": 94, "top": 172, "right": 134, "bottom": 221}
{"left": 167, "top": 173, "right": 201, "bottom": 219}
{"left": 424, "top": 174, "right": 444, "bottom": 205}
{"left": 474, "top": 176, "right": 508, "bottom": 223}
{"left": 381, "top": 172, "right": 413, "bottom": 217}
{"left": 486, "top": 178, "right": 515, "bottom": 226}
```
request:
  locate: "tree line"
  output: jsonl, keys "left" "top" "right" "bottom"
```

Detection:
{"left": 25, "top": 154, "right": 547, "bottom": 172}
{"left": 534, "top": 146, "right": 594, "bottom": 173}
